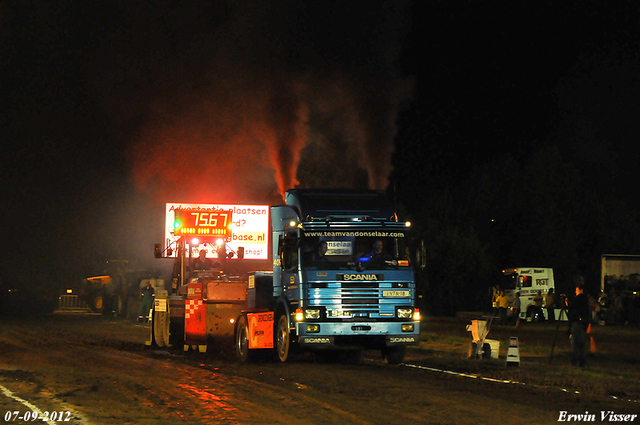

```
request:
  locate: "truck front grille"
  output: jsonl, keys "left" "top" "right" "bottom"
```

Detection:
{"left": 306, "top": 282, "right": 407, "bottom": 315}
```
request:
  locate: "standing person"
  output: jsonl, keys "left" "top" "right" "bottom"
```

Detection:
{"left": 612, "top": 290, "right": 623, "bottom": 325}
{"left": 545, "top": 288, "right": 556, "bottom": 323}
{"left": 511, "top": 291, "right": 521, "bottom": 328}
{"left": 567, "top": 281, "right": 590, "bottom": 367}
{"left": 488, "top": 285, "right": 498, "bottom": 314}
{"left": 598, "top": 291, "right": 610, "bottom": 324}
{"left": 533, "top": 290, "right": 544, "bottom": 322}
{"left": 496, "top": 290, "right": 509, "bottom": 325}
{"left": 491, "top": 287, "right": 500, "bottom": 318}
{"left": 138, "top": 281, "right": 155, "bottom": 322}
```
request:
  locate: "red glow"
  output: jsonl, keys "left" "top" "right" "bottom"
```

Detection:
{"left": 178, "top": 383, "right": 239, "bottom": 412}
{"left": 128, "top": 87, "right": 307, "bottom": 204}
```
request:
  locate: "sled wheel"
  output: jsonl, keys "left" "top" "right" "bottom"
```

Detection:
{"left": 154, "top": 311, "right": 170, "bottom": 347}
{"left": 235, "top": 315, "right": 252, "bottom": 362}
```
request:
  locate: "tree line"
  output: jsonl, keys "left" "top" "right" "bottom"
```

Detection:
{"left": 394, "top": 145, "right": 640, "bottom": 316}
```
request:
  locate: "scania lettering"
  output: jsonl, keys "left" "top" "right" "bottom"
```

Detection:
{"left": 304, "top": 337, "right": 332, "bottom": 344}
{"left": 340, "top": 274, "right": 381, "bottom": 281}
{"left": 389, "top": 337, "right": 416, "bottom": 343}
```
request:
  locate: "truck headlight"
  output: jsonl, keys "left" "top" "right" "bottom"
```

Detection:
{"left": 304, "top": 308, "right": 321, "bottom": 320}
{"left": 397, "top": 308, "right": 413, "bottom": 319}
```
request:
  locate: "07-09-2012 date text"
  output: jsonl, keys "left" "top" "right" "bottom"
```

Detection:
{"left": 4, "top": 411, "right": 72, "bottom": 422}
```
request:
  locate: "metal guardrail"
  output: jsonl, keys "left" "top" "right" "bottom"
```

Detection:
{"left": 58, "top": 295, "right": 91, "bottom": 311}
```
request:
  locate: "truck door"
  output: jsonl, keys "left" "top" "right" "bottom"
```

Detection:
{"left": 278, "top": 232, "right": 300, "bottom": 303}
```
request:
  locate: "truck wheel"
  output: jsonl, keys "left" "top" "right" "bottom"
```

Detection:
{"left": 276, "top": 314, "right": 291, "bottom": 362}
{"left": 382, "top": 346, "right": 406, "bottom": 365}
{"left": 235, "top": 315, "right": 252, "bottom": 362}
{"left": 154, "top": 311, "right": 169, "bottom": 347}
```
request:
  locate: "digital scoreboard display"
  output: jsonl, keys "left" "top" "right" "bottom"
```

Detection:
{"left": 165, "top": 203, "right": 269, "bottom": 260}
{"left": 173, "top": 209, "right": 232, "bottom": 236}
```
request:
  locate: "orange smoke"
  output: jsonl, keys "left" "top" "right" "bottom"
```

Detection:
{"left": 263, "top": 84, "right": 309, "bottom": 199}
{"left": 128, "top": 84, "right": 308, "bottom": 204}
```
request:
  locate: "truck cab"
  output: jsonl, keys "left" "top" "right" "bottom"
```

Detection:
{"left": 502, "top": 267, "right": 559, "bottom": 321}
{"left": 267, "top": 189, "right": 421, "bottom": 363}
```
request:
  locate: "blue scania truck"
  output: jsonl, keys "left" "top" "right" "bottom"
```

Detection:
{"left": 235, "top": 189, "right": 421, "bottom": 364}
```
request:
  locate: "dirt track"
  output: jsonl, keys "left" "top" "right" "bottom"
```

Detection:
{"left": 0, "top": 314, "right": 638, "bottom": 424}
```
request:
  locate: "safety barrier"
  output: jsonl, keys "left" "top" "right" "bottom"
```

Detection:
{"left": 57, "top": 295, "right": 91, "bottom": 311}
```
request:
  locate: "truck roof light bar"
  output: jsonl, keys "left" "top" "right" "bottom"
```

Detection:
{"left": 304, "top": 215, "right": 390, "bottom": 222}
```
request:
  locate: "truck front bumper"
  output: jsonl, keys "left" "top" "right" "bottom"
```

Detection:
{"left": 296, "top": 321, "right": 420, "bottom": 349}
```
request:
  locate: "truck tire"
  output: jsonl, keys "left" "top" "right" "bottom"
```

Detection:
{"left": 382, "top": 346, "right": 405, "bottom": 365}
{"left": 275, "top": 313, "right": 291, "bottom": 362}
{"left": 154, "top": 311, "right": 170, "bottom": 347}
{"left": 235, "top": 315, "right": 252, "bottom": 362}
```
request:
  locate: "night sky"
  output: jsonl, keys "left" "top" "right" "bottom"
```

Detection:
{"left": 2, "top": 1, "right": 639, "bottom": 301}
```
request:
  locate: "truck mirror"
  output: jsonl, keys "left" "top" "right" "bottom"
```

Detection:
{"left": 154, "top": 244, "right": 162, "bottom": 258}
{"left": 238, "top": 247, "right": 245, "bottom": 260}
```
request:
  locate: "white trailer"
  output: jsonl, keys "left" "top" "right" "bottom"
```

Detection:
{"left": 601, "top": 254, "right": 640, "bottom": 292}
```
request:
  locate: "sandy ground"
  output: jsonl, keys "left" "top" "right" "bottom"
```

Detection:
{"left": 0, "top": 314, "right": 638, "bottom": 424}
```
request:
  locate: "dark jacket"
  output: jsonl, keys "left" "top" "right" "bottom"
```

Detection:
{"left": 568, "top": 293, "right": 590, "bottom": 329}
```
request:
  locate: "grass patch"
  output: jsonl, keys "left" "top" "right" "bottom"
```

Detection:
{"left": 408, "top": 316, "right": 640, "bottom": 403}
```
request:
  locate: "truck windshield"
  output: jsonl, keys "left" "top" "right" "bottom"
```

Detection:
{"left": 501, "top": 272, "right": 518, "bottom": 291}
{"left": 300, "top": 230, "right": 410, "bottom": 269}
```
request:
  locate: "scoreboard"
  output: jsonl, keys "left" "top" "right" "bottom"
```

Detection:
{"left": 165, "top": 203, "right": 269, "bottom": 260}
{"left": 173, "top": 209, "right": 232, "bottom": 236}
